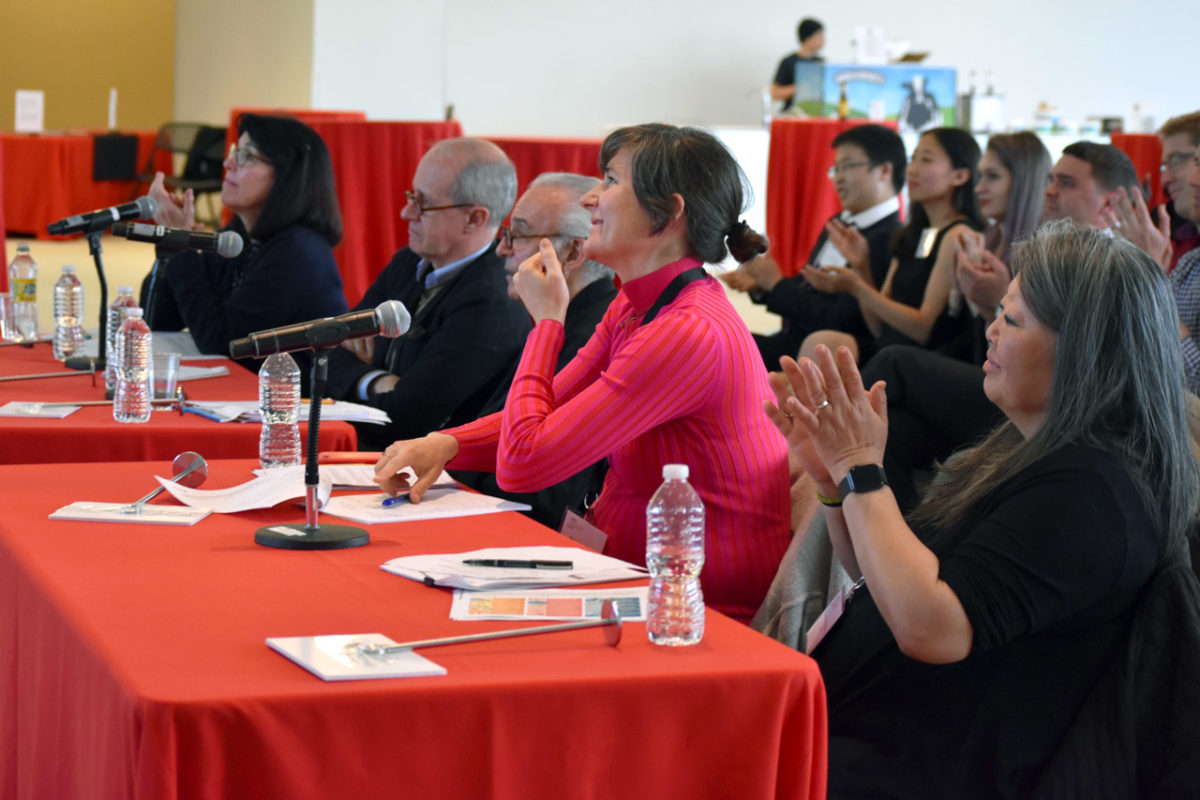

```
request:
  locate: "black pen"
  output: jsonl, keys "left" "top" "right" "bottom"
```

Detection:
{"left": 462, "top": 559, "right": 574, "bottom": 570}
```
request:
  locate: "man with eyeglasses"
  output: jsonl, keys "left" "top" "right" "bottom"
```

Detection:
{"left": 452, "top": 172, "right": 619, "bottom": 527}
{"left": 1161, "top": 112, "right": 1200, "bottom": 393}
{"left": 325, "top": 137, "right": 531, "bottom": 448}
{"left": 721, "top": 123, "right": 905, "bottom": 368}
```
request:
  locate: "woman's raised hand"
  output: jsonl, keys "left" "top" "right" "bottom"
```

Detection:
{"left": 149, "top": 172, "right": 195, "bottom": 230}
{"left": 771, "top": 346, "right": 887, "bottom": 485}
{"left": 373, "top": 433, "right": 459, "bottom": 502}
{"left": 513, "top": 238, "right": 569, "bottom": 324}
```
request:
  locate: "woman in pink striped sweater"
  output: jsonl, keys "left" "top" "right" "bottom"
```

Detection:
{"left": 376, "top": 124, "right": 791, "bottom": 622}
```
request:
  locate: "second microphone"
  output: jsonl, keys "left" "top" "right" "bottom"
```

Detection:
{"left": 112, "top": 223, "right": 245, "bottom": 258}
{"left": 228, "top": 301, "right": 411, "bottom": 359}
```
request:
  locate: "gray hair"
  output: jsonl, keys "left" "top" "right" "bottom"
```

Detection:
{"left": 528, "top": 172, "right": 613, "bottom": 284}
{"left": 914, "top": 220, "right": 1199, "bottom": 547}
{"left": 429, "top": 138, "right": 517, "bottom": 226}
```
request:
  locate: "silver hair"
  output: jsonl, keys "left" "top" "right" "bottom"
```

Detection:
{"left": 915, "top": 220, "right": 1200, "bottom": 547}
{"left": 429, "top": 138, "right": 517, "bottom": 225}
{"left": 528, "top": 172, "right": 613, "bottom": 284}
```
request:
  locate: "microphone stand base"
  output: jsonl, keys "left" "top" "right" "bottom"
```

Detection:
{"left": 254, "top": 523, "right": 369, "bottom": 550}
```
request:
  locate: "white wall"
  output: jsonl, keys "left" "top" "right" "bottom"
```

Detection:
{"left": 308, "top": 0, "right": 1194, "bottom": 137}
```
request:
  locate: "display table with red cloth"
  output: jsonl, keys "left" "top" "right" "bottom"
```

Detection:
{"left": 306, "top": 119, "right": 464, "bottom": 305}
{"left": 766, "top": 118, "right": 899, "bottom": 277}
{"left": 0, "top": 457, "right": 828, "bottom": 800}
{"left": 1110, "top": 132, "right": 1163, "bottom": 204}
{"left": 0, "top": 343, "right": 355, "bottom": 463}
{"left": 485, "top": 136, "right": 603, "bottom": 198}
{"left": 1, "top": 131, "right": 164, "bottom": 240}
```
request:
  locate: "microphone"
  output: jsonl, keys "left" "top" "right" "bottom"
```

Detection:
{"left": 47, "top": 195, "right": 157, "bottom": 236}
{"left": 228, "top": 300, "right": 411, "bottom": 359}
{"left": 110, "top": 223, "right": 244, "bottom": 258}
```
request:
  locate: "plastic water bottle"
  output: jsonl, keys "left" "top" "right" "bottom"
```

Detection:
{"left": 52, "top": 265, "right": 86, "bottom": 360}
{"left": 105, "top": 286, "right": 139, "bottom": 391}
{"left": 258, "top": 352, "right": 302, "bottom": 468}
{"left": 8, "top": 243, "right": 39, "bottom": 341}
{"left": 113, "top": 308, "right": 152, "bottom": 424}
{"left": 645, "top": 463, "right": 706, "bottom": 646}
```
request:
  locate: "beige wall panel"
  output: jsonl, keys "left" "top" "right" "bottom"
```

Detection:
{"left": 0, "top": 0, "right": 174, "bottom": 131}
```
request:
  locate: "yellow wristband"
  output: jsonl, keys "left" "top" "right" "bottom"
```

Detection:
{"left": 816, "top": 488, "right": 843, "bottom": 507}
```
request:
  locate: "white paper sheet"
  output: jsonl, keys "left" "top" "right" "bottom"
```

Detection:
{"left": 186, "top": 400, "right": 390, "bottom": 425}
{"left": 322, "top": 486, "right": 529, "bottom": 525}
{"left": 382, "top": 545, "right": 648, "bottom": 591}
{"left": 156, "top": 465, "right": 332, "bottom": 512}
{"left": 0, "top": 401, "right": 79, "bottom": 418}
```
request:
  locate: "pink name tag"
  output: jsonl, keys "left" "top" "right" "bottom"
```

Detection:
{"left": 559, "top": 510, "right": 608, "bottom": 553}
{"left": 805, "top": 577, "right": 865, "bottom": 655}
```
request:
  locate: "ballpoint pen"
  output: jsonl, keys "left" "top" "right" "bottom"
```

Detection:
{"left": 461, "top": 559, "right": 575, "bottom": 569}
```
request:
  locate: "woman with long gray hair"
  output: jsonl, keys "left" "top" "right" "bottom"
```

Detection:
{"left": 766, "top": 219, "right": 1199, "bottom": 796}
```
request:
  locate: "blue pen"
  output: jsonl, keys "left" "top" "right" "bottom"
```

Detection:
{"left": 381, "top": 494, "right": 409, "bottom": 507}
{"left": 182, "top": 406, "right": 224, "bottom": 422}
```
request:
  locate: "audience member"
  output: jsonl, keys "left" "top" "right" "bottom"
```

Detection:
{"left": 765, "top": 221, "right": 1199, "bottom": 797}
{"left": 771, "top": 17, "right": 824, "bottom": 113}
{"left": 721, "top": 124, "right": 905, "bottom": 368}
{"left": 1158, "top": 112, "right": 1200, "bottom": 267}
{"left": 324, "top": 138, "right": 531, "bottom": 449}
{"left": 141, "top": 113, "right": 347, "bottom": 379}
{"left": 799, "top": 127, "right": 984, "bottom": 361}
{"left": 1043, "top": 140, "right": 1139, "bottom": 226}
{"left": 375, "top": 124, "right": 791, "bottom": 623}
{"left": 452, "top": 173, "right": 618, "bottom": 527}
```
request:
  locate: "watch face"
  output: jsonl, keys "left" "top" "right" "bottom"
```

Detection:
{"left": 840, "top": 464, "right": 888, "bottom": 495}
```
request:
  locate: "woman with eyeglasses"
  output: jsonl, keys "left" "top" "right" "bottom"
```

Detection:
{"left": 141, "top": 113, "right": 347, "bottom": 378}
{"left": 800, "top": 127, "right": 985, "bottom": 363}
{"left": 374, "top": 124, "right": 792, "bottom": 623}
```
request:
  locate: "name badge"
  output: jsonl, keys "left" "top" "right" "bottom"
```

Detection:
{"left": 559, "top": 510, "right": 608, "bottom": 553}
{"left": 805, "top": 577, "right": 866, "bottom": 654}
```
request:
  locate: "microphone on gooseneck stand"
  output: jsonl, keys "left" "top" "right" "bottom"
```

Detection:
{"left": 111, "top": 223, "right": 244, "bottom": 258}
{"left": 47, "top": 195, "right": 158, "bottom": 236}
{"left": 227, "top": 301, "right": 412, "bottom": 360}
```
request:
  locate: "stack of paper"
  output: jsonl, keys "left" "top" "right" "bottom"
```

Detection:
{"left": 155, "top": 465, "right": 331, "bottom": 512}
{"left": 382, "top": 545, "right": 648, "bottom": 590}
{"left": 184, "top": 400, "right": 390, "bottom": 425}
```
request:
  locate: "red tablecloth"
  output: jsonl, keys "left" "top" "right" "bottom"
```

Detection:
{"left": 485, "top": 136, "right": 603, "bottom": 198}
{"left": 227, "top": 107, "right": 368, "bottom": 129}
{"left": 1110, "top": 132, "right": 1163, "bottom": 204}
{"left": 1, "top": 131, "right": 163, "bottom": 240}
{"left": 0, "top": 344, "right": 355, "bottom": 463}
{"left": 766, "top": 118, "right": 899, "bottom": 277}
{"left": 0, "top": 458, "right": 828, "bottom": 800}
{"left": 307, "top": 120, "right": 464, "bottom": 305}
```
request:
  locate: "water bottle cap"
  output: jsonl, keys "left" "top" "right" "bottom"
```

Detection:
{"left": 118, "top": 285, "right": 133, "bottom": 294}
{"left": 125, "top": 307, "right": 144, "bottom": 318}
{"left": 62, "top": 265, "right": 76, "bottom": 273}
{"left": 16, "top": 243, "right": 29, "bottom": 253}
{"left": 662, "top": 464, "right": 689, "bottom": 481}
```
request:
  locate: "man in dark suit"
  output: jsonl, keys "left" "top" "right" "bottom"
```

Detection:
{"left": 325, "top": 138, "right": 531, "bottom": 449}
{"left": 722, "top": 124, "right": 906, "bottom": 368}
{"left": 452, "top": 172, "right": 618, "bottom": 527}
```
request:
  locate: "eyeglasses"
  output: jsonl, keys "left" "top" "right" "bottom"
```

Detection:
{"left": 227, "top": 143, "right": 270, "bottom": 168}
{"left": 404, "top": 190, "right": 473, "bottom": 217}
{"left": 1160, "top": 151, "right": 1197, "bottom": 174}
{"left": 498, "top": 226, "right": 563, "bottom": 249}
{"left": 826, "top": 161, "right": 872, "bottom": 179}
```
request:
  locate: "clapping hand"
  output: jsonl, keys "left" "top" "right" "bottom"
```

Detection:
{"left": 1103, "top": 186, "right": 1172, "bottom": 270}
{"left": 824, "top": 219, "right": 870, "bottom": 271}
{"left": 148, "top": 172, "right": 196, "bottom": 230}
{"left": 801, "top": 264, "right": 862, "bottom": 294}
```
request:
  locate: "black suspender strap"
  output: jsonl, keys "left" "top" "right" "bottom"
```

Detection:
{"left": 639, "top": 267, "right": 708, "bottom": 327}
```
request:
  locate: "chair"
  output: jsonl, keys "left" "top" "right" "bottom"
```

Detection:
{"left": 137, "top": 123, "right": 227, "bottom": 230}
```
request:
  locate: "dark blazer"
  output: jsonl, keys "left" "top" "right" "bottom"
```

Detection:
{"left": 325, "top": 244, "right": 531, "bottom": 448}
{"left": 452, "top": 276, "right": 619, "bottom": 527}
{"left": 755, "top": 209, "right": 901, "bottom": 342}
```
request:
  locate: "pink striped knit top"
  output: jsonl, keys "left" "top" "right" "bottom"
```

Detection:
{"left": 446, "top": 257, "right": 791, "bottom": 622}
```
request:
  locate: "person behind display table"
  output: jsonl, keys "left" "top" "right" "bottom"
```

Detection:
{"left": 765, "top": 220, "right": 1200, "bottom": 797}
{"left": 799, "top": 127, "right": 984, "bottom": 362}
{"left": 374, "top": 123, "right": 792, "bottom": 623}
{"left": 771, "top": 17, "right": 825, "bottom": 113}
{"left": 141, "top": 113, "right": 347, "bottom": 380}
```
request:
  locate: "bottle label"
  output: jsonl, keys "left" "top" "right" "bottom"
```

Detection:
{"left": 11, "top": 279, "right": 36, "bottom": 302}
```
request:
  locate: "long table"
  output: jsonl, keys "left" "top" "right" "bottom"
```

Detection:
{"left": 1, "top": 458, "right": 828, "bottom": 800}
{"left": 0, "top": 343, "right": 355, "bottom": 463}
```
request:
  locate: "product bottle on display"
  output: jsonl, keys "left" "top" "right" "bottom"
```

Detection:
{"left": 113, "top": 308, "right": 153, "bottom": 424}
{"left": 105, "top": 286, "right": 139, "bottom": 391}
{"left": 645, "top": 463, "right": 706, "bottom": 646}
{"left": 8, "top": 243, "right": 39, "bottom": 341}
{"left": 258, "top": 352, "right": 302, "bottom": 468}
{"left": 52, "top": 265, "right": 86, "bottom": 360}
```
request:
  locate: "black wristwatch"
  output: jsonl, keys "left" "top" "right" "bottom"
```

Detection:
{"left": 838, "top": 465, "right": 888, "bottom": 498}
